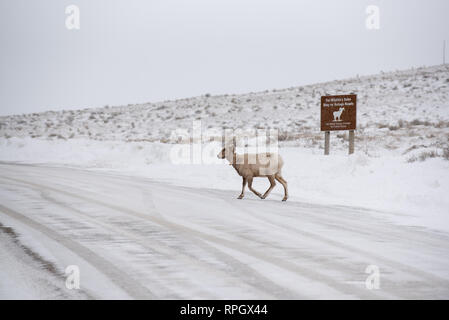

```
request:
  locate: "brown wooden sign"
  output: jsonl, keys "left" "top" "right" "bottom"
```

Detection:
{"left": 321, "top": 94, "right": 357, "bottom": 131}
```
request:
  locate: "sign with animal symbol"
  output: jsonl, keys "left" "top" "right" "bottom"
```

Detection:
{"left": 321, "top": 94, "right": 357, "bottom": 131}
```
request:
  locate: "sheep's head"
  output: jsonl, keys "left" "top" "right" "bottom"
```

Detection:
{"left": 217, "top": 147, "right": 226, "bottom": 159}
{"left": 217, "top": 144, "right": 235, "bottom": 159}
{"left": 217, "top": 138, "right": 236, "bottom": 160}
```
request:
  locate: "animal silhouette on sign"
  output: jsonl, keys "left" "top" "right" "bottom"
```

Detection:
{"left": 333, "top": 107, "right": 345, "bottom": 121}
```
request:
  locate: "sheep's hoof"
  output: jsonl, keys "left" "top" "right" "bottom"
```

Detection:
{"left": 261, "top": 195, "right": 267, "bottom": 199}
{"left": 282, "top": 197, "right": 288, "bottom": 201}
{"left": 237, "top": 195, "right": 244, "bottom": 199}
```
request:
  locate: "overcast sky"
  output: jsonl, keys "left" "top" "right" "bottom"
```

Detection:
{"left": 1, "top": 0, "right": 448, "bottom": 116}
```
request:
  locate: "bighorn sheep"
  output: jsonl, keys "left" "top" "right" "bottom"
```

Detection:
{"left": 333, "top": 107, "right": 344, "bottom": 121}
{"left": 217, "top": 140, "right": 288, "bottom": 201}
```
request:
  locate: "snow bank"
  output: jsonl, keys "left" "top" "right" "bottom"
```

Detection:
{"left": 1, "top": 137, "right": 448, "bottom": 232}
{"left": 0, "top": 137, "right": 171, "bottom": 168}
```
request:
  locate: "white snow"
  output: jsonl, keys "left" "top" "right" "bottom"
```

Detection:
{"left": 1, "top": 163, "right": 448, "bottom": 299}
{"left": 0, "top": 137, "right": 448, "bottom": 232}
{"left": 0, "top": 64, "right": 448, "bottom": 232}
{"left": 1, "top": 65, "right": 448, "bottom": 148}
{"left": 1, "top": 64, "right": 449, "bottom": 299}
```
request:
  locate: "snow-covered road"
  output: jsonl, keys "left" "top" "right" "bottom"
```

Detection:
{"left": 0, "top": 162, "right": 448, "bottom": 299}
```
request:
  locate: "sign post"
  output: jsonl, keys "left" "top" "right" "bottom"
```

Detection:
{"left": 320, "top": 94, "right": 357, "bottom": 155}
{"left": 324, "top": 131, "right": 330, "bottom": 155}
{"left": 349, "top": 130, "right": 355, "bottom": 154}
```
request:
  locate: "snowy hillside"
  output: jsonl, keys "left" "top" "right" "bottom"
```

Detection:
{"left": 1, "top": 64, "right": 449, "bottom": 158}
{"left": 1, "top": 65, "right": 449, "bottom": 232}
{"left": 1, "top": 65, "right": 449, "bottom": 300}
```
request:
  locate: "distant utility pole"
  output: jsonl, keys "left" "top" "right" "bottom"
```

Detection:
{"left": 444, "top": 40, "right": 446, "bottom": 65}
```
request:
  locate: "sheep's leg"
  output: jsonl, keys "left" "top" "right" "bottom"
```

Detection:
{"left": 247, "top": 177, "right": 262, "bottom": 199}
{"left": 261, "top": 175, "right": 276, "bottom": 199}
{"left": 275, "top": 174, "right": 288, "bottom": 201}
{"left": 238, "top": 177, "right": 247, "bottom": 199}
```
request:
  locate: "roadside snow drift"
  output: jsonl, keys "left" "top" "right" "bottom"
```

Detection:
{"left": 1, "top": 137, "right": 448, "bottom": 232}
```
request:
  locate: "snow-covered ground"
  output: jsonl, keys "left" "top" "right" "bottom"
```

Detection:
{"left": 0, "top": 64, "right": 449, "bottom": 299}
{"left": 1, "top": 138, "right": 448, "bottom": 233}
{"left": 1, "top": 163, "right": 448, "bottom": 299}
{"left": 1, "top": 64, "right": 449, "bottom": 149}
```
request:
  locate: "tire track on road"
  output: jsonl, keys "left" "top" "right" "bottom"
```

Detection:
{"left": 1, "top": 173, "right": 303, "bottom": 298}
{"left": 40, "top": 189, "right": 299, "bottom": 299}
{"left": 0, "top": 202, "right": 156, "bottom": 299}
{"left": 0, "top": 173, "right": 381, "bottom": 299}
{"left": 220, "top": 196, "right": 449, "bottom": 292}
